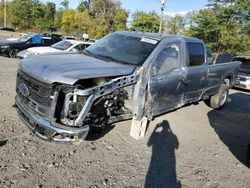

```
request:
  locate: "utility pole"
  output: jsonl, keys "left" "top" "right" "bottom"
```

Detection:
{"left": 159, "top": 0, "right": 165, "bottom": 34}
{"left": 4, "top": 0, "right": 7, "bottom": 27}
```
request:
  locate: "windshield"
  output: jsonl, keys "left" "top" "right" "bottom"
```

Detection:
{"left": 52, "top": 40, "right": 74, "bottom": 50}
{"left": 85, "top": 33, "right": 159, "bottom": 65}
{"left": 18, "top": 35, "right": 31, "bottom": 42}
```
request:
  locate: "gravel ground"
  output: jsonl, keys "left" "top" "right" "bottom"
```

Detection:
{"left": 0, "top": 55, "right": 249, "bottom": 188}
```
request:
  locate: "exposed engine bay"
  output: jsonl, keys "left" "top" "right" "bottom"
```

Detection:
{"left": 57, "top": 75, "right": 137, "bottom": 132}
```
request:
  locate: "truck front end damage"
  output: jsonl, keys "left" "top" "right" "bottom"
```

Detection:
{"left": 15, "top": 69, "right": 138, "bottom": 144}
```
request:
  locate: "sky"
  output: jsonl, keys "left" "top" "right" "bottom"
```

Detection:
{"left": 41, "top": 0, "right": 208, "bottom": 16}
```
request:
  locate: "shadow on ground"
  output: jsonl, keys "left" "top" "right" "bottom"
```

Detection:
{"left": 85, "top": 124, "right": 115, "bottom": 141}
{"left": 0, "top": 140, "right": 8, "bottom": 147}
{"left": 145, "top": 120, "right": 181, "bottom": 188}
{"left": 208, "top": 92, "right": 250, "bottom": 167}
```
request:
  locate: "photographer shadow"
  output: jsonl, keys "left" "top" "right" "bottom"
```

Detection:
{"left": 145, "top": 120, "right": 181, "bottom": 188}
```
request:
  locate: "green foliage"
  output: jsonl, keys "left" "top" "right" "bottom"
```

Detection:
{"left": 60, "top": 0, "right": 69, "bottom": 9}
{"left": 164, "top": 15, "right": 185, "bottom": 35}
{"left": 189, "top": 0, "right": 250, "bottom": 55}
{"left": 61, "top": 0, "right": 128, "bottom": 39}
{"left": 0, "top": 1, "right": 13, "bottom": 26}
{"left": 10, "top": 0, "right": 35, "bottom": 30}
{"left": 77, "top": 0, "right": 90, "bottom": 12}
{"left": 114, "top": 9, "right": 129, "bottom": 31}
{"left": 131, "top": 11, "right": 160, "bottom": 33}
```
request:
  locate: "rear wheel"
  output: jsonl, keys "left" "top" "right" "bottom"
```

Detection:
{"left": 9, "top": 48, "right": 20, "bottom": 58}
{"left": 204, "top": 84, "right": 229, "bottom": 109}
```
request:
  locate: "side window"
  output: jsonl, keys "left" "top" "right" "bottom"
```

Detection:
{"left": 154, "top": 42, "right": 181, "bottom": 75}
{"left": 43, "top": 39, "right": 52, "bottom": 45}
{"left": 73, "top": 44, "right": 87, "bottom": 51}
{"left": 187, "top": 43, "right": 205, "bottom": 66}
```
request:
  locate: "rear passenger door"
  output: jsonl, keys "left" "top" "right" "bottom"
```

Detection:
{"left": 183, "top": 42, "right": 208, "bottom": 103}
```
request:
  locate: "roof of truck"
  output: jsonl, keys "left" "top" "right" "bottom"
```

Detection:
{"left": 115, "top": 31, "right": 204, "bottom": 43}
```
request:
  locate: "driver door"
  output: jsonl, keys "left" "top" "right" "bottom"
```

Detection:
{"left": 149, "top": 40, "right": 186, "bottom": 117}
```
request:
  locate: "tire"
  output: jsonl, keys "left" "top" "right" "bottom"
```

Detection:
{"left": 204, "top": 84, "right": 229, "bottom": 109}
{"left": 8, "top": 48, "right": 20, "bottom": 58}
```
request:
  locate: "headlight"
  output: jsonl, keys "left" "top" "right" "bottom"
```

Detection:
{"left": 0, "top": 45, "right": 10, "bottom": 49}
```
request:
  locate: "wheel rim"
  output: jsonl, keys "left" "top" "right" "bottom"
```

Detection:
{"left": 9, "top": 49, "right": 19, "bottom": 58}
{"left": 219, "top": 90, "right": 228, "bottom": 106}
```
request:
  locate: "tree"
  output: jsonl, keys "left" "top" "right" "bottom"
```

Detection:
{"left": 0, "top": 0, "right": 13, "bottom": 27}
{"left": 77, "top": 0, "right": 90, "bottom": 12}
{"left": 74, "top": 11, "right": 94, "bottom": 37}
{"left": 60, "top": 0, "right": 69, "bottom": 9}
{"left": 164, "top": 15, "right": 185, "bottom": 35}
{"left": 45, "top": 2, "right": 56, "bottom": 26}
{"left": 32, "top": 0, "right": 46, "bottom": 31}
{"left": 54, "top": 8, "right": 63, "bottom": 29}
{"left": 207, "top": 0, "right": 237, "bottom": 6}
{"left": 89, "top": 0, "right": 127, "bottom": 38}
{"left": 114, "top": 9, "right": 128, "bottom": 31}
{"left": 188, "top": 0, "right": 250, "bottom": 55}
{"left": 131, "top": 11, "right": 160, "bottom": 33}
{"left": 10, "top": 0, "right": 35, "bottom": 30}
{"left": 61, "top": 9, "right": 76, "bottom": 34}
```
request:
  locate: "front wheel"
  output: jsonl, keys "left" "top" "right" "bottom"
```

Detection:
{"left": 204, "top": 84, "right": 229, "bottom": 109}
{"left": 9, "top": 48, "right": 20, "bottom": 58}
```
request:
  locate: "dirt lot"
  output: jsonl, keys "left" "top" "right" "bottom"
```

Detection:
{"left": 0, "top": 55, "right": 250, "bottom": 188}
{"left": 0, "top": 31, "right": 21, "bottom": 39}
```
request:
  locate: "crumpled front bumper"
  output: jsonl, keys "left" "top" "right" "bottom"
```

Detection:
{"left": 15, "top": 95, "right": 89, "bottom": 144}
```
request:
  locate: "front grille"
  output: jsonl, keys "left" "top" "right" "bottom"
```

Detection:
{"left": 16, "top": 71, "right": 54, "bottom": 117}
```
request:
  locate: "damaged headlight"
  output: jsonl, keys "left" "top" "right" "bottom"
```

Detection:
{"left": 56, "top": 84, "right": 89, "bottom": 126}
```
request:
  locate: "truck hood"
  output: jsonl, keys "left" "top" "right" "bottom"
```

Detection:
{"left": 19, "top": 53, "right": 136, "bottom": 85}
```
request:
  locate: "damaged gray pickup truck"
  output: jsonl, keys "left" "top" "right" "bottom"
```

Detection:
{"left": 15, "top": 31, "right": 241, "bottom": 144}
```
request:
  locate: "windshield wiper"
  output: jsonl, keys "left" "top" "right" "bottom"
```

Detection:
{"left": 95, "top": 54, "right": 127, "bottom": 64}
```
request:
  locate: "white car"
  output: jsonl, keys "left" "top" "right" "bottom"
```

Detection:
{"left": 17, "top": 40, "right": 94, "bottom": 59}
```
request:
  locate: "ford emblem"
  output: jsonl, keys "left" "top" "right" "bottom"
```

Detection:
{"left": 19, "top": 83, "right": 30, "bottom": 97}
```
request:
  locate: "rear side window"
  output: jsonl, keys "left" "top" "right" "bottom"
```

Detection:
{"left": 187, "top": 43, "right": 205, "bottom": 66}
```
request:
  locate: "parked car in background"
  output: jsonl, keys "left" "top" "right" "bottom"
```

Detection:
{"left": 17, "top": 40, "right": 94, "bottom": 59}
{"left": 0, "top": 34, "right": 62, "bottom": 58}
{"left": 14, "top": 31, "right": 240, "bottom": 144}
{"left": 63, "top": 36, "right": 77, "bottom": 40}
{"left": 233, "top": 56, "right": 250, "bottom": 90}
{"left": 0, "top": 27, "right": 16, "bottom": 32}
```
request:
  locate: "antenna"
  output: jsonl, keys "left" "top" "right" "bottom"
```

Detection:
{"left": 159, "top": 0, "right": 166, "bottom": 34}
